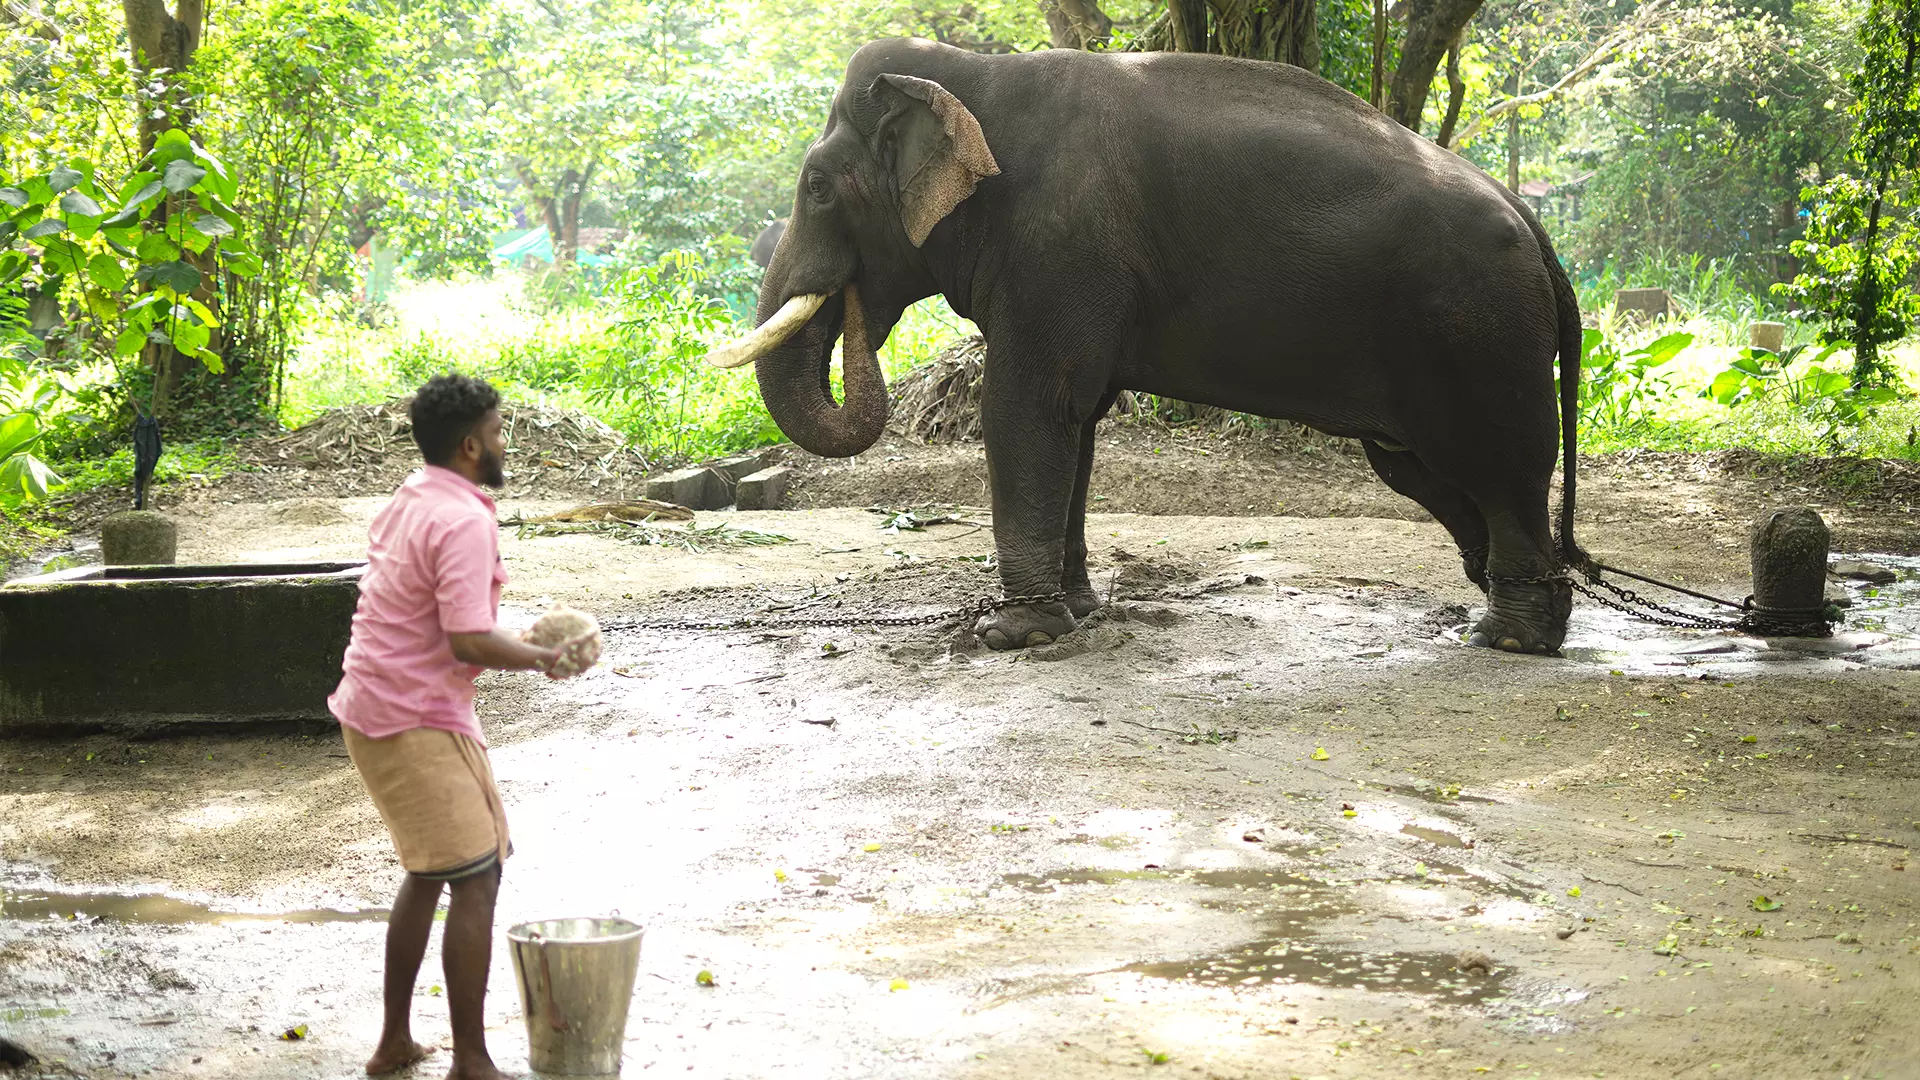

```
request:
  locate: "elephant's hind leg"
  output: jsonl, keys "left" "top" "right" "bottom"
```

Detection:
{"left": 1361, "top": 440, "right": 1492, "bottom": 590}
{"left": 1462, "top": 483, "right": 1571, "bottom": 655}
{"left": 1062, "top": 389, "right": 1123, "bottom": 618}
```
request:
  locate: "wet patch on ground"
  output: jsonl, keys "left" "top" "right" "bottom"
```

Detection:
{"left": 3, "top": 512, "right": 1918, "bottom": 1078}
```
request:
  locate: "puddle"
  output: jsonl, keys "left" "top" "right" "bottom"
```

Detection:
{"left": 1001, "top": 869, "right": 1168, "bottom": 893}
{"left": 0, "top": 887, "right": 387, "bottom": 926}
{"left": 1130, "top": 943, "right": 1509, "bottom": 1003}
{"left": 1400, "top": 824, "right": 1469, "bottom": 848}
{"left": 1560, "top": 554, "right": 1920, "bottom": 675}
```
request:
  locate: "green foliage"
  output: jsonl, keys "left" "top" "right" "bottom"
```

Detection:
{"left": 0, "top": 408, "right": 59, "bottom": 504}
{"left": 1704, "top": 341, "right": 1902, "bottom": 450}
{"left": 0, "top": 133, "right": 256, "bottom": 424}
{"left": 1775, "top": 0, "right": 1920, "bottom": 388}
{"left": 585, "top": 251, "right": 777, "bottom": 460}
{"left": 1575, "top": 329, "right": 1693, "bottom": 430}
{"left": 53, "top": 436, "right": 236, "bottom": 495}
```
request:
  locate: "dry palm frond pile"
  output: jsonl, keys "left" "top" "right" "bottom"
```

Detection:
{"left": 888, "top": 335, "right": 1269, "bottom": 443}
{"left": 891, "top": 335, "right": 988, "bottom": 443}
{"left": 238, "top": 398, "right": 655, "bottom": 499}
{"left": 499, "top": 513, "right": 792, "bottom": 551}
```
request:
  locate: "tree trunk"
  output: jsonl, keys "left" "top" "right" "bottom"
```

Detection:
{"left": 1045, "top": 2, "right": 1079, "bottom": 49}
{"left": 1370, "top": 0, "right": 1386, "bottom": 107}
{"left": 1435, "top": 39, "right": 1465, "bottom": 146}
{"left": 1853, "top": 11, "right": 1919, "bottom": 387}
{"left": 1385, "top": 0, "right": 1482, "bottom": 132}
{"left": 1211, "top": 0, "right": 1318, "bottom": 69}
{"left": 556, "top": 164, "right": 595, "bottom": 266}
{"left": 123, "top": 0, "right": 203, "bottom": 418}
{"left": 1504, "top": 72, "right": 1520, "bottom": 191}
{"left": 1166, "top": 0, "right": 1208, "bottom": 53}
{"left": 1048, "top": 0, "right": 1113, "bottom": 49}
{"left": 1160, "top": 1, "right": 1318, "bottom": 70}
{"left": 555, "top": 168, "right": 582, "bottom": 265}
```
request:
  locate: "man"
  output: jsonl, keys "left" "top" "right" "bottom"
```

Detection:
{"left": 331, "top": 374, "right": 594, "bottom": 1079}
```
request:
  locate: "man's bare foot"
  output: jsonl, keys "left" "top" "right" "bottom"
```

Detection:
{"left": 446, "top": 1056, "right": 516, "bottom": 1080}
{"left": 365, "top": 1038, "right": 433, "bottom": 1076}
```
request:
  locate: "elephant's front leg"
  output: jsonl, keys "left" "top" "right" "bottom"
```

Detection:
{"left": 972, "top": 380, "right": 1095, "bottom": 650}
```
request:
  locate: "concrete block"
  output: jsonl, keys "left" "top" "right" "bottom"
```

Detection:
{"left": 1613, "top": 288, "right": 1676, "bottom": 322}
{"left": 1749, "top": 321, "right": 1787, "bottom": 352}
{"left": 709, "top": 449, "right": 779, "bottom": 485}
{"left": 101, "top": 510, "right": 177, "bottom": 565}
{"left": 644, "top": 467, "right": 725, "bottom": 510}
{"left": 735, "top": 466, "right": 791, "bottom": 510}
{"left": 0, "top": 561, "right": 365, "bottom": 733}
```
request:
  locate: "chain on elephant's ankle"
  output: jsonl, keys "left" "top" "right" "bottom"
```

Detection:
{"left": 977, "top": 590, "right": 1070, "bottom": 616}
{"left": 1484, "top": 571, "right": 1572, "bottom": 586}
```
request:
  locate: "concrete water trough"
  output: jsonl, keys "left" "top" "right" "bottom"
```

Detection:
{"left": 0, "top": 561, "right": 364, "bottom": 734}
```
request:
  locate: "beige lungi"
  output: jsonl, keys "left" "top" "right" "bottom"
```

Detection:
{"left": 342, "top": 726, "right": 512, "bottom": 881}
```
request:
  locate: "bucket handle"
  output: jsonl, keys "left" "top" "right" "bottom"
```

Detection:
{"left": 526, "top": 929, "right": 570, "bottom": 1033}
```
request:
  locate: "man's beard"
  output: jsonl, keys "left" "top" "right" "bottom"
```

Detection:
{"left": 479, "top": 446, "right": 507, "bottom": 488}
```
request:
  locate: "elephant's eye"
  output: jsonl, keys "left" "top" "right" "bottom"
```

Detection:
{"left": 806, "top": 171, "right": 831, "bottom": 203}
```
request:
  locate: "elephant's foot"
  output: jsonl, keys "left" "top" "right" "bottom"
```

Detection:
{"left": 1467, "top": 575, "right": 1571, "bottom": 655}
{"left": 1063, "top": 582, "right": 1103, "bottom": 619}
{"left": 975, "top": 599, "right": 1078, "bottom": 650}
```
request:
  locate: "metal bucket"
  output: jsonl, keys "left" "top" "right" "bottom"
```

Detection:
{"left": 507, "top": 917, "right": 645, "bottom": 1076}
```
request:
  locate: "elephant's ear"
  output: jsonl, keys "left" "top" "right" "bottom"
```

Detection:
{"left": 872, "top": 73, "right": 1000, "bottom": 247}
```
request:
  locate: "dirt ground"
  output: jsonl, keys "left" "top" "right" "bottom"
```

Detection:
{"left": 2, "top": 420, "right": 1917, "bottom": 1080}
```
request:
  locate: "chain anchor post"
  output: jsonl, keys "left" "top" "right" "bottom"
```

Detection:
{"left": 1746, "top": 506, "right": 1838, "bottom": 637}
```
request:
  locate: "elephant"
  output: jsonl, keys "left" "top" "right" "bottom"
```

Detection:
{"left": 707, "top": 38, "right": 1586, "bottom": 655}
{"left": 749, "top": 218, "right": 788, "bottom": 268}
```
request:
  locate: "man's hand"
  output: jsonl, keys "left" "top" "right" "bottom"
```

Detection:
{"left": 543, "top": 632, "right": 600, "bottom": 680}
{"left": 447, "top": 629, "right": 560, "bottom": 673}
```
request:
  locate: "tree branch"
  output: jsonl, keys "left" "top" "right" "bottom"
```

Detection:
{"left": 1449, "top": 18, "right": 1638, "bottom": 148}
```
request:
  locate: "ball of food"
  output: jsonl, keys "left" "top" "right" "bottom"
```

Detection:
{"left": 522, "top": 605, "right": 601, "bottom": 678}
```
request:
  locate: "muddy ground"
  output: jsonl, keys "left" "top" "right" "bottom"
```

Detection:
{"left": 2, "top": 421, "right": 1917, "bottom": 1080}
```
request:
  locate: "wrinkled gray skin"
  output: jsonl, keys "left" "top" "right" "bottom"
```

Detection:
{"left": 752, "top": 38, "right": 1583, "bottom": 654}
{"left": 750, "top": 218, "right": 787, "bottom": 269}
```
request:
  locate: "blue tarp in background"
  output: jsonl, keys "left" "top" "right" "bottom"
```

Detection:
{"left": 489, "top": 226, "right": 613, "bottom": 268}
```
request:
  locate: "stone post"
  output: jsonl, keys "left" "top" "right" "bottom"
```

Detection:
{"left": 101, "top": 510, "right": 178, "bottom": 565}
{"left": 1749, "top": 507, "right": 1828, "bottom": 630}
{"left": 1749, "top": 322, "right": 1787, "bottom": 353}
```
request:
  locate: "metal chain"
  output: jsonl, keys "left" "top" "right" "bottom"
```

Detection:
{"left": 1486, "top": 559, "right": 1837, "bottom": 637}
{"left": 602, "top": 590, "right": 1071, "bottom": 634}
{"left": 1572, "top": 574, "right": 1835, "bottom": 637}
{"left": 1571, "top": 577, "right": 1742, "bottom": 631}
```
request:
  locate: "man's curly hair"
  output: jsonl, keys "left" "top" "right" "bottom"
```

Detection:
{"left": 409, "top": 374, "right": 501, "bottom": 465}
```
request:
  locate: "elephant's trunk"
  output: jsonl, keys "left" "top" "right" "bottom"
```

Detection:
{"left": 741, "top": 284, "right": 890, "bottom": 459}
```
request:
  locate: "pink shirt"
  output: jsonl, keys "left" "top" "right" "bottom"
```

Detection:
{"left": 329, "top": 466, "right": 507, "bottom": 745}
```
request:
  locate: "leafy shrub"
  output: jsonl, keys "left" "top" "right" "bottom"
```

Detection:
{"left": 1704, "top": 342, "right": 1903, "bottom": 451}
{"left": 1574, "top": 329, "right": 1694, "bottom": 430}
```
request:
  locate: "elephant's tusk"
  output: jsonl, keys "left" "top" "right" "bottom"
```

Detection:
{"left": 706, "top": 292, "right": 830, "bottom": 369}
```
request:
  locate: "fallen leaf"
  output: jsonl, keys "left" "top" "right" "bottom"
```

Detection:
{"left": 1310, "top": 747, "right": 1330, "bottom": 761}
{"left": 862, "top": 843, "right": 882, "bottom": 853}
{"left": 773, "top": 869, "right": 788, "bottom": 883}
{"left": 696, "top": 969, "right": 716, "bottom": 987}
{"left": 889, "top": 978, "right": 909, "bottom": 992}
{"left": 1752, "top": 895, "right": 1782, "bottom": 912}
{"left": 1567, "top": 886, "right": 1582, "bottom": 898}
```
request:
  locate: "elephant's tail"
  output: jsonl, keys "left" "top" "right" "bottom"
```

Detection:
{"left": 1506, "top": 191, "right": 1588, "bottom": 572}
{"left": 1539, "top": 221, "right": 1587, "bottom": 571}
